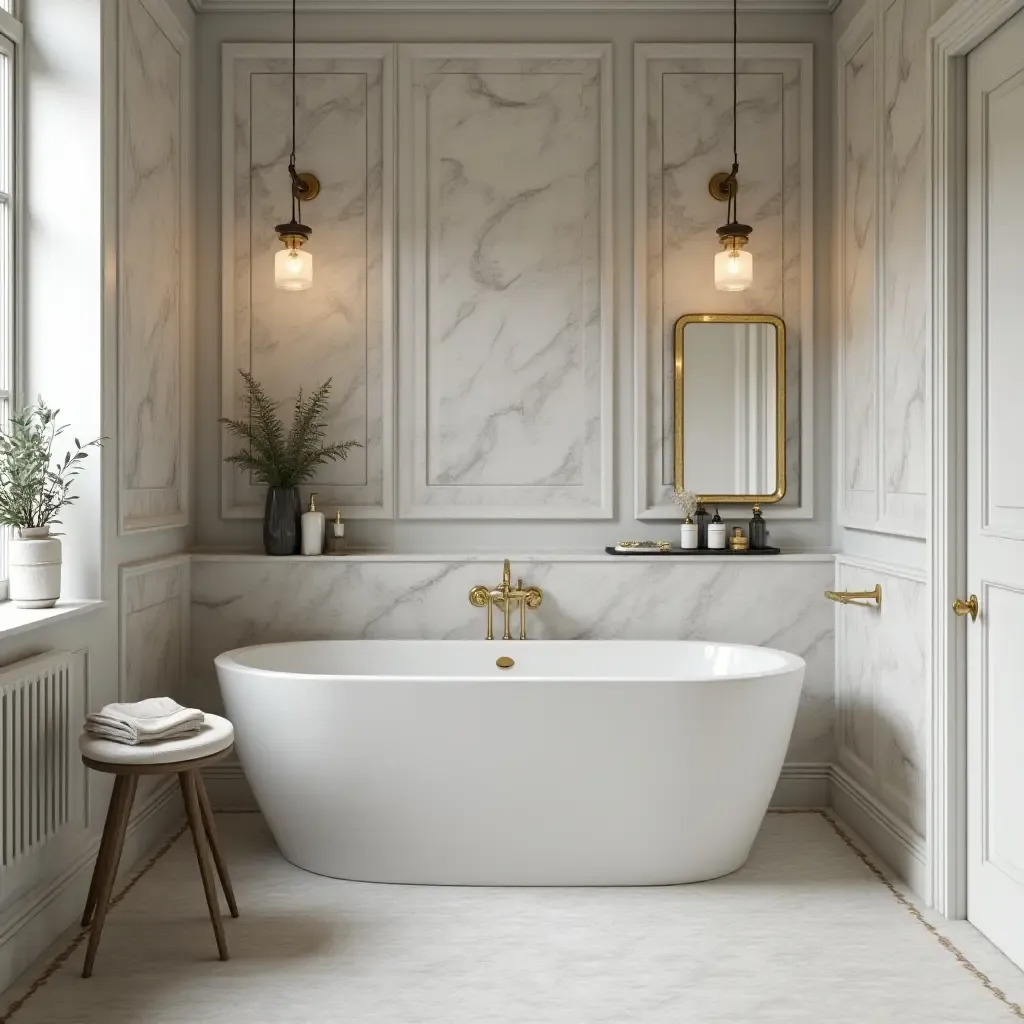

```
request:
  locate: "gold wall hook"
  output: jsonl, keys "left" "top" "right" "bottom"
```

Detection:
{"left": 825, "top": 584, "right": 882, "bottom": 609}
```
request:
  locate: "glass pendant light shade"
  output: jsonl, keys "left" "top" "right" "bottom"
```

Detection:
{"left": 275, "top": 245, "right": 313, "bottom": 291}
{"left": 715, "top": 244, "right": 753, "bottom": 292}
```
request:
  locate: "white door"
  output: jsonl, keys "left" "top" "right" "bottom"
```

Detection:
{"left": 966, "top": 7, "right": 1024, "bottom": 969}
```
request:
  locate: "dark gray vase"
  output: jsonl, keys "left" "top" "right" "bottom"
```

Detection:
{"left": 263, "top": 486, "right": 301, "bottom": 555}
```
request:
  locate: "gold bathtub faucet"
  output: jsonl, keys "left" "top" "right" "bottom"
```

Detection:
{"left": 469, "top": 559, "right": 543, "bottom": 640}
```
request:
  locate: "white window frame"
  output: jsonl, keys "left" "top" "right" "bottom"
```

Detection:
{"left": 0, "top": 5, "right": 23, "bottom": 602}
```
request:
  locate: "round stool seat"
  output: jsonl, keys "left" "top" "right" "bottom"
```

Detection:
{"left": 79, "top": 713, "right": 233, "bottom": 767}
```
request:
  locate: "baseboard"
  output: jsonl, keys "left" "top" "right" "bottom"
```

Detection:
{"left": 205, "top": 759, "right": 834, "bottom": 814}
{"left": 202, "top": 759, "right": 257, "bottom": 811}
{"left": 771, "top": 763, "right": 831, "bottom": 808}
{"left": 830, "top": 764, "right": 929, "bottom": 900}
{"left": 0, "top": 779, "right": 183, "bottom": 994}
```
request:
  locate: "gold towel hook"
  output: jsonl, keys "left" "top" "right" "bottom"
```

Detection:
{"left": 824, "top": 584, "right": 882, "bottom": 609}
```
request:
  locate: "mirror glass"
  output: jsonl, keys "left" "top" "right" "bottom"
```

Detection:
{"left": 674, "top": 315, "right": 786, "bottom": 503}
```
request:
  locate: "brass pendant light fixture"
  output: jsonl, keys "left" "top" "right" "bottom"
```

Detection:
{"left": 274, "top": 0, "right": 320, "bottom": 291}
{"left": 710, "top": 0, "right": 753, "bottom": 292}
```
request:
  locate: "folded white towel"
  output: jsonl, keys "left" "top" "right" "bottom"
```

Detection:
{"left": 84, "top": 697, "right": 205, "bottom": 746}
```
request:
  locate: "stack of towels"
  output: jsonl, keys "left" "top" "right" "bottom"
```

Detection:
{"left": 84, "top": 697, "right": 205, "bottom": 746}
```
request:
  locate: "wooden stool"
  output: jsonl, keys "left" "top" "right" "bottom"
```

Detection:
{"left": 78, "top": 713, "right": 238, "bottom": 978}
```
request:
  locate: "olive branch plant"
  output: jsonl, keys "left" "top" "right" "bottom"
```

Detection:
{"left": 0, "top": 400, "right": 104, "bottom": 531}
{"left": 219, "top": 370, "right": 361, "bottom": 488}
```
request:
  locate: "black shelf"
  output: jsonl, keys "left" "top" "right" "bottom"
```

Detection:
{"left": 605, "top": 546, "right": 781, "bottom": 556}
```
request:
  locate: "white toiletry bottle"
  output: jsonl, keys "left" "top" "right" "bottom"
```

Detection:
{"left": 707, "top": 510, "right": 727, "bottom": 550}
{"left": 301, "top": 492, "right": 325, "bottom": 556}
{"left": 679, "top": 516, "right": 698, "bottom": 550}
{"left": 331, "top": 510, "right": 345, "bottom": 552}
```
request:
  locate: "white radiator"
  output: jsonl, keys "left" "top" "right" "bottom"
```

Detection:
{"left": 0, "top": 651, "right": 84, "bottom": 889}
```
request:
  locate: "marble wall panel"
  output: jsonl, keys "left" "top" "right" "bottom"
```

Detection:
{"left": 836, "top": 0, "right": 930, "bottom": 536}
{"left": 119, "top": 0, "right": 188, "bottom": 531}
{"left": 121, "top": 555, "right": 190, "bottom": 705}
{"left": 881, "top": 0, "right": 929, "bottom": 528}
{"left": 839, "top": 27, "right": 878, "bottom": 521}
{"left": 636, "top": 46, "right": 812, "bottom": 519}
{"left": 190, "top": 556, "right": 834, "bottom": 764}
{"left": 399, "top": 47, "right": 612, "bottom": 518}
{"left": 223, "top": 45, "right": 392, "bottom": 518}
{"left": 835, "top": 557, "right": 926, "bottom": 836}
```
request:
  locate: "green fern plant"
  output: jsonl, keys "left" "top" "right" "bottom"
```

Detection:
{"left": 219, "top": 371, "right": 360, "bottom": 487}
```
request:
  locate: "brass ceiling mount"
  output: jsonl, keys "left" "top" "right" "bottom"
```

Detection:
{"left": 708, "top": 171, "right": 738, "bottom": 202}
{"left": 292, "top": 171, "right": 320, "bottom": 202}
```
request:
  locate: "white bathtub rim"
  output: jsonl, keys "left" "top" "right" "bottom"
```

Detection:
{"left": 214, "top": 639, "right": 807, "bottom": 685}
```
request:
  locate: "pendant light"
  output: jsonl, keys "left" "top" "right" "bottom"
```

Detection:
{"left": 274, "top": 0, "right": 320, "bottom": 291}
{"left": 709, "top": 0, "right": 753, "bottom": 292}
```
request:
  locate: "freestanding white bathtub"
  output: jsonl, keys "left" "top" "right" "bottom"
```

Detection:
{"left": 215, "top": 640, "right": 805, "bottom": 886}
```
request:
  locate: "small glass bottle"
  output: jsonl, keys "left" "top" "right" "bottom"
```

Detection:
{"left": 695, "top": 501, "right": 709, "bottom": 548}
{"left": 749, "top": 504, "right": 768, "bottom": 550}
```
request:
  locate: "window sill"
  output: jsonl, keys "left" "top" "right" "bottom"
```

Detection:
{"left": 0, "top": 599, "right": 105, "bottom": 642}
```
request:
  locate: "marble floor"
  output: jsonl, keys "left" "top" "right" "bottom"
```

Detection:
{"left": 3, "top": 811, "right": 1024, "bottom": 1023}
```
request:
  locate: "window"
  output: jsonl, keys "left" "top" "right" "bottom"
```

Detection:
{"left": 0, "top": 5, "right": 20, "bottom": 599}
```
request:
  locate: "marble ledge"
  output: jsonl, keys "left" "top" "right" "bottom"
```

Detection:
{"left": 188, "top": 550, "right": 837, "bottom": 564}
{"left": 0, "top": 599, "right": 106, "bottom": 643}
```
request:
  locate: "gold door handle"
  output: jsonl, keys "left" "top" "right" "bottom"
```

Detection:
{"left": 952, "top": 595, "right": 979, "bottom": 622}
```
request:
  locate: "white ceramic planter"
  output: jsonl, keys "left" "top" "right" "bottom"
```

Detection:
{"left": 10, "top": 527, "right": 62, "bottom": 609}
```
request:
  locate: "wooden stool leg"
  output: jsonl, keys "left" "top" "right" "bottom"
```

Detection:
{"left": 179, "top": 770, "right": 229, "bottom": 961}
{"left": 196, "top": 774, "right": 239, "bottom": 918}
{"left": 82, "top": 774, "right": 133, "bottom": 928}
{"left": 82, "top": 774, "right": 137, "bottom": 978}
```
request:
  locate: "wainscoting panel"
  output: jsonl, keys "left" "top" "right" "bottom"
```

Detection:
{"left": 120, "top": 555, "right": 190, "bottom": 706}
{"left": 836, "top": 0, "right": 930, "bottom": 536}
{"left": 0, "top": 651, "right": 87, "bottom": 906}
{"left": 398, "top": 45, "right": 613, "bottom": 519}
{"left": 221, "top": 43, "right": 395, "bottom": 519}
{"left": 834, "top": 556, "right": 927, "bottom": 838}
{"left": 634, "top": 44, "right": 814, "bottom": 520}
{"left": 118, "top": 0, "right": 190, "bottom": 533}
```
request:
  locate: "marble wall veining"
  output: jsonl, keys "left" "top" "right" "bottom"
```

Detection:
{"left": 635, "top": 45, "right": 814, "bottom": 520}
{"left": 190, "top": 555, "right": 835, "bottom": 765}
{"left": 399, "top": 46, "right": 612, "bottom": 518}
{"left": 836, "top": 0, "right": 930, "bottom": 537}
{"left": 835, "top": 557, "right": 926, "bottom": 836}
{"left": 222, "top": 44, "right": 393, "bottom": 518}
{"left": 119, "top": 0, "right": 189, "bottom": 532}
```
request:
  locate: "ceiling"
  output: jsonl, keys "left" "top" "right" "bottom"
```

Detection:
{"left": 189, "top": 0, "right": 840, "bottom": 12}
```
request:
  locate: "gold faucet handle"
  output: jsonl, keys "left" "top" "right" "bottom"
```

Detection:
{"left": 523, "top": 587, "right": 542, "bottom": 609}
{"left": 469, "top": 586, "right": 490, "bottom": 608}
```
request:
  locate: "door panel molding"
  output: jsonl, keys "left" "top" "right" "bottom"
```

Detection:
{"left": 926, "top": 0, "right": 1024, "bottom": 921}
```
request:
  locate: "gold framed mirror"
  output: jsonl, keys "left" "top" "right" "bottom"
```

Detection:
{"left": 673, "top": 313, "right": 786, "bottom": 504}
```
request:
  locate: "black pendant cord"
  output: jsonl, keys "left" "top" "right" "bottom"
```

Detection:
{"left": 728, "top": 0, "right": 740, "bottom": 227}
{"left": 289, "top": 0, "right": 298, "bottom": 224}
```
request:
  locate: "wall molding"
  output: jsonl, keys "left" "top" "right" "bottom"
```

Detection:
{"left": 831, "top": 763, "right": 929, "bottom": 898}
{"left": 633, "top": 43, "right": 815, "bottom": 521}
{"left": 835, "top": 557, "right": 933, "bottom": 892}
{"left": 835, "top": 0, "right": 931, "bottom": 540}
{"left": 119, "top": 554, "right": 191, "bottom": 703}
{"left": 190, "top": 0, "right": 840, "bottom": 11}
{"left": 220, "top": 42, "right": 396, "bottom": 520}
{"left": 397, "top": 43, "right": 614, "bottom": 519}
{"left": 925, "top": 0, "right": 1024, "bottom": 921}
{"left": 204, "top": 758, "right": 836, "bottom": 815}
{"left": 117, "top": 0, "right": 192, "bottom": 534}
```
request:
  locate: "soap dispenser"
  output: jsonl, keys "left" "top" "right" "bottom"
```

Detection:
{"left": 301, "top": 492, "right": 325, "bottom": 556}
{"left": 749, "top": 504, "right": 768, "bottom": 550}
{"left": 707, "top": 509, "right": 726, "bottom": 550}
{"left": 331, "top": 510, "right": 345, "bottom": 552}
